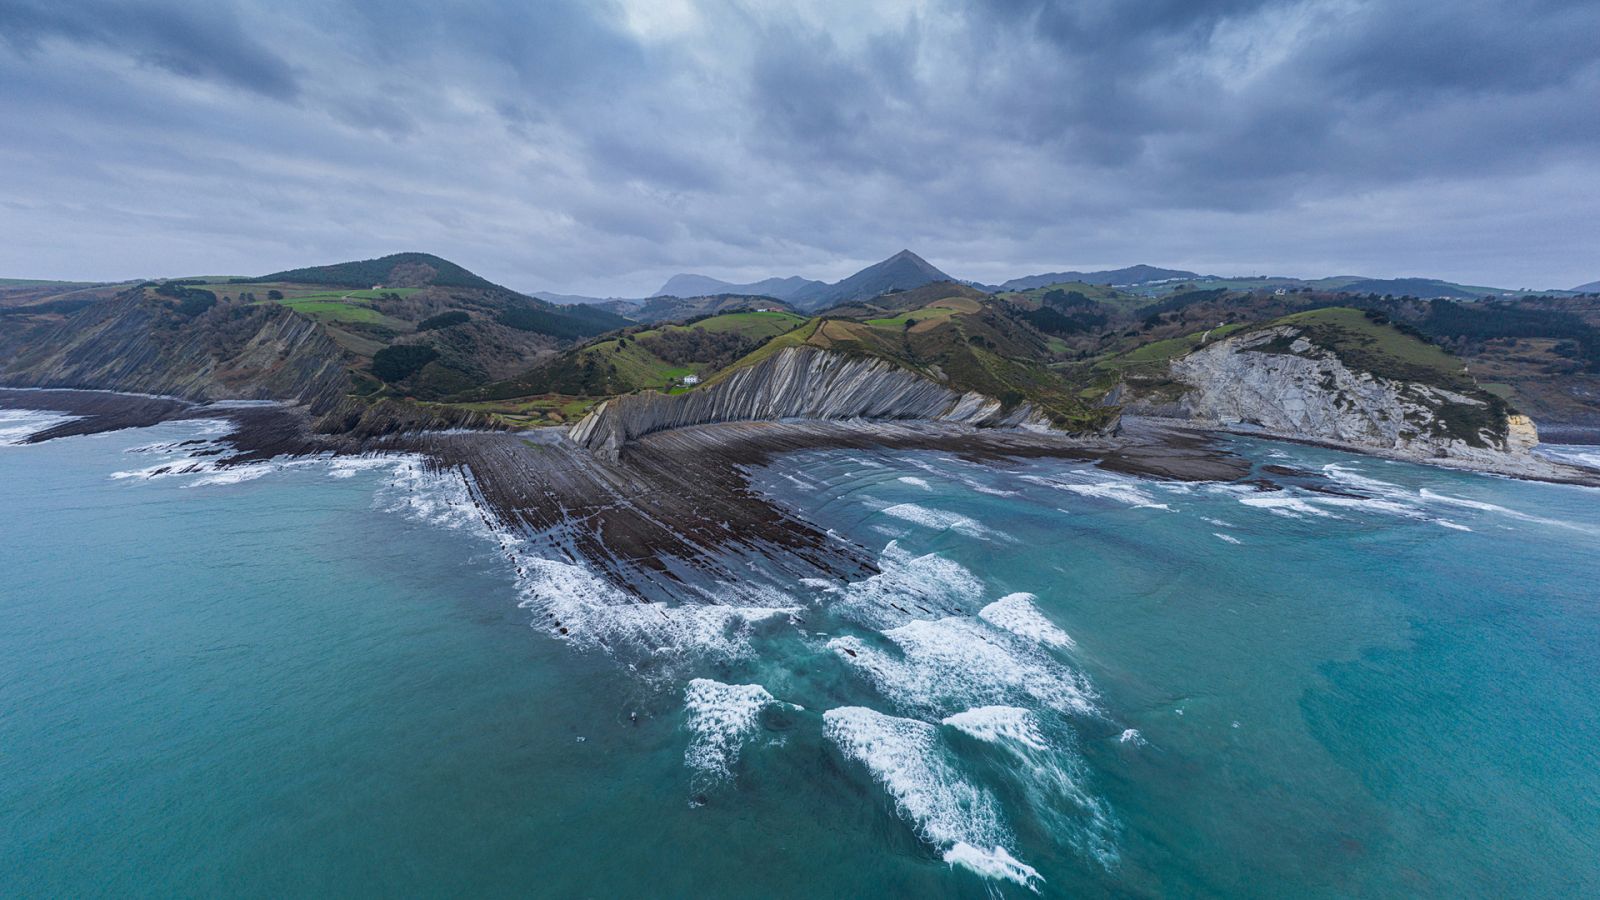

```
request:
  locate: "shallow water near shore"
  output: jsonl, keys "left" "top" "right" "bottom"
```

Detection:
{"left": 3, "top": 416, "right": 1599, "bottom": 897}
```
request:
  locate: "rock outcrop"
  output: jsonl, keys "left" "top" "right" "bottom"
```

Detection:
{"left": 0, "top": 290, "right": 352, "bottom": 412}
{"left": 569, "top": 346, "right": 1048, "bottom": 459}
{"left": 1118, "top": 324, "right": 1557, "bottom": 475}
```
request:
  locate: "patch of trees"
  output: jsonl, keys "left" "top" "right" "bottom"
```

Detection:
{"left": 1137, "top": 288, "right": 1229, "bottom": 318}
{"left": 246, "top": 253, "right": 497, "bottom": 290}
{"left": 1417, "top": 300, "right": 1600, "bottom": 372}
{"left": 637, "top": 327, "right": 761, "bottom": 370}
{"left": 153, "top": 282, "right": 218, "bottom": 317}
{"left": 371, "top": 344, "right": 440, "bottom": 382}
{"left": 417, "top": 310, "right": 470, "bottom": 331}
{"left": 1040, "top": 289, "right": 1096, "bottom": 310}
{"left": 267, "top": 290, "right": 284, "bottom": 300}
{"left": 496, "top": 301, "right": 625, "bottom": 340}
{"left": 1014, "top": 304, "right": 1107, "bottom": 336}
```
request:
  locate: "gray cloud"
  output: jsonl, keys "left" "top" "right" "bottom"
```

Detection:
{"left": 0, "top": 0, "right": 300, "bottom": 98}
{"left": 0, "top": 0, "right": 1595, "bottom": 293}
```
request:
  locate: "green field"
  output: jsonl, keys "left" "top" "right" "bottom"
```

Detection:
{"left": 275, "top": 299, "right": 410, "bottom": 328}
{"left": 445, "top": 395, "right": 599, "bottom": 427}
{"left": 865, "top": 305, "right": 958, "bottom": 329}
{"left": 247, "top": 286, "right": 418, "bottom": 330}
{"left": 1094, "top": 323, "right": 1249, "bottom": 374}
{"left": 1273, "top": 307, "right": 1467, "bottom": 377}
{"left": 672, "top": 310, "right": 805, "bottom": 338}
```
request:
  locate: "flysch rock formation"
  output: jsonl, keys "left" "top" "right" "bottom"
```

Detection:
{"left": 1118, "top": 324, "right": 1580, "bottom": 480}
{"left": 1, "top": 291, "right": 351, "bottom": 412}
{"left": 569, "top": 345, "right": 1050, "bottom": 459}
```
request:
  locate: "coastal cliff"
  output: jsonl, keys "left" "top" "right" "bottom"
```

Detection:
{"left": 1113, "top": 310, "right": 1551, "bottom": 474}
{"left": 0, "top": 290, "right": 352, "bottom": 412}
{"left": 569, "top": 346, "right": 1050, "bottom": 458}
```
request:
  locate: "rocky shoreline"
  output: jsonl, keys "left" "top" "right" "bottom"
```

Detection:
{"left": 5, "top": 387, "right": 1595, "bottom": 600}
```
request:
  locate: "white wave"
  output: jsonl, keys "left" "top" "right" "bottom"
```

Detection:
{"left": 942, "top": 705, "right": 1047, "bottom": 751}
{"left": 978, "top": 593, "right": 1075, "bottom": 650}
{"left": 943, "top": 843, "right": 1043, "bottom": 888}
{"left": 879, "top": 502, "right": 1011, "bottom": 541}
{"left": 186, "top": 463, "right": 278, "bottom": 487}
{"left": 515, "top": 555, "right": 797, "bottom": 661}
{"left": 1536, "top": 444, "right": 1600, "bottom": 471}
{"left": 325, "top": 457, "right": 401, "bottom": 479}
{"left": 1417, "top": 487, "right": 1598, "bottom": 535}
{"left": 1436, "top": 520, "right": 1472, "bottom": 532}
{"left": 1213, "top": 532, "right": 1242, "bottom": 544}
{"left": 823, "top": 707, "right": 1039, "bottom": 888}
{"left": 1237, "top": 494, "right": 1337, "bottom": 519}
{"left": 898, "top": 476, "right": 932, "bottom": 490}
{"left": 0, "top": 408, "right": 78, "bottom": 445}
{"left": 683, "top": 679, "right": 776, "bottom": 784}
{"left": 944, "top": 706, "right": 1120, "bottom": 869}
{"left": 1202, "top": 516, "right": 1234, "bottom": 528}
{"left": 815, "top": 541, "right": 988, "bottom": 630}
{"left": 1021, "top": 472, "right": 1170, "bottom": 510}
{"left": 830, "top": 617, "right": 1098, "bottom": 718}
{"left": 1320, "top": 463, "right": 1405, "bottom": 495}
{"left": 1118, "top": 728, "right": 1145, "bottom": 745}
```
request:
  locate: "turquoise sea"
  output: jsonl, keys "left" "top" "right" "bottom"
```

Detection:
{"left": 3, "top": 407, "right": 1599, "bottom": 897}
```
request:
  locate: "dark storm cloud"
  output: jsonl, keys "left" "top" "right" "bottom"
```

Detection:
{"left": 0, "top": 0, "right": 1596, "bottom": 292}
{"left": 0, "top": 0, "right": 300, "bottom": 98}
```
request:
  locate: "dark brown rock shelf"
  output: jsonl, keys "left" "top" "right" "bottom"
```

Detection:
{"left": 1, "top": 388, "right": 1253, "bottom": 600}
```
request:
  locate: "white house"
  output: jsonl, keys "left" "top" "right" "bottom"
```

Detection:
{"left": 682, "top": 374, "right": 701, "bottom": 386}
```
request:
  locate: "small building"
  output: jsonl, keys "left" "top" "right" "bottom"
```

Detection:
{"left": 682, "top": 374, "right": 701, "bottom": 386}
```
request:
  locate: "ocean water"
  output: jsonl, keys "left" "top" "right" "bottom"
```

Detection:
{"left": 3, "top": 410, "right": 1599, "bottom": 898}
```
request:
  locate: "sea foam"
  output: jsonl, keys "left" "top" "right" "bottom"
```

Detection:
{"left": 978, "top": 593, "right": 1076, "bottom": 650}
{"left": 683, "top": 679, "right": 777, "bottom": 785}
{"left": 829, "top": 616, "right": 1097, "bottom": 718}
{"left": 814, "top": 541, "right": 988, "bottom": 630}
{"left": 0, "top": 408, "right": 79, "bottom": 445}
{"left": 879, "top": 502, "right": 1011, "bottom": 541}
{"left": 822, "top": 706, "right": 1040, "bottom": 888}
{"left": 943, "top": 705, "right": 1120, "bottom": 868}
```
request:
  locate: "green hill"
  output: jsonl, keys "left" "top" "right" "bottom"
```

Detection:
{"left": 245, "top": 252, "right": 501, "bottom": 291}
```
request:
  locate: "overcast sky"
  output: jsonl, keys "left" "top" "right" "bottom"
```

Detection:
{"left": 1, "top": 0, "right": 1595, "bottom": 294}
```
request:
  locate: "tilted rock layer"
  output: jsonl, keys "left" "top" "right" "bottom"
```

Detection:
{"left": 1, "top": 291, "right": 351, "bottom": 412}
{"left": 570, "top": 346, "right": 1047, "bottom": 458}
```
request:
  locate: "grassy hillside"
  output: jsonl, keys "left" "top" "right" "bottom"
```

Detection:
{"left": 448, "top": 310, "right": 807, "bottom": 412}
{"left": 708, "top": 289, "right": 1116, "bottom": 431}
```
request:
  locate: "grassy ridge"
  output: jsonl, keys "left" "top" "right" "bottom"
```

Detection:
{"left": 450, "top": 310, "right": 808, "bottom": 408}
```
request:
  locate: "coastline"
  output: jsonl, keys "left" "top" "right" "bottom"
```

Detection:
{"left": 6, "top": 386, "right": 1597, "bottom": 603}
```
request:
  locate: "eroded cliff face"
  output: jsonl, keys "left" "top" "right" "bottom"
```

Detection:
{"left": 570, "top": 346, "right": 1049, "bottom": 458}
{"left": 0, "top": 291, "right": 352, "bottom": 412}
{"left": 1120, "top": 325, "right": 1538, "bottom": 466}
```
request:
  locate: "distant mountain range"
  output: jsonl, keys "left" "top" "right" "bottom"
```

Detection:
{"left": 993, "top": 265, "right": 1199, "bottom": 291}
{"left": 1574, "top": 280, "right": 1600, "bottom": 293}
{"left": 654, "top": 274, "right": 823, "bottom": 303}
{"left": 652, "top": 250, "right": 953, "bottom": 312}
{"left": 638, "top": 255, "right": 1584, "bottom": 310}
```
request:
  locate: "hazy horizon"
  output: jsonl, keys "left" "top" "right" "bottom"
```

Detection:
{"left": 2, "top": 0, "right": 1596, "bottom": 294}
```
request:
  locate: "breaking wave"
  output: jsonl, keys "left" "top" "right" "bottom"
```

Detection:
{"left": 0, "top": 408, "right": 79, "bottom": 445}
{"left": 979, "top": 593, "right": 1076, "bottom": 650}
{"left": 879, "top": 502, "right": 1011, "bottom": 541}
{"left": 823, "top": 706, "right": 1041, "bottom": 888}
{"left": 683, "top": 679, "right": 781, "bottom": 788}
{"left": 828, "top": 615, "right": 1098, "bottom": 719}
